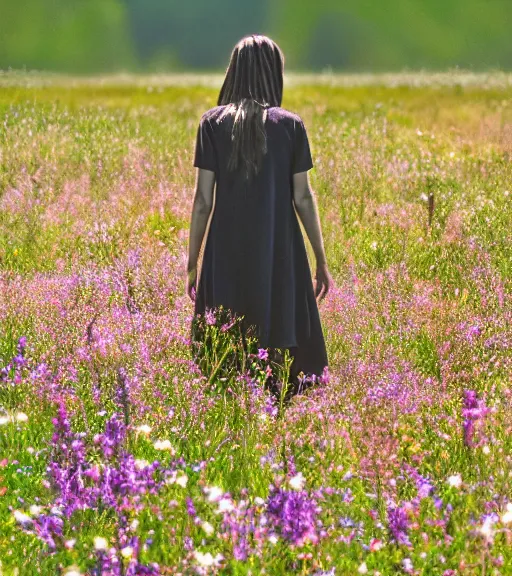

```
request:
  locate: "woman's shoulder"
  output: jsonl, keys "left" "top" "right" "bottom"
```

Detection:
{"left": 199, "top": 104, "right": 232, "bottom": 124}
{"left": 266, "top": 106, "right": 305, "bottom": 126}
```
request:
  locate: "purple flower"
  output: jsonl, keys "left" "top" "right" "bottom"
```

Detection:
{"left": 185, "top": 496, "right": 196, "bottom": 517}
{"left": 95, "top": 414, "right": 126, "bottom": 459}
{"left": 387, "top": 505, "right": 412, "bottom": 547}
{"left": 462, "top": 389, "right": 490, "bottom": 448}
{"left": 467, "top": 325, "right": 482, "bottom": 339}
{"left": 32, "top": 514, "right": 64, "bottom": 549}
{"left": 205, "top": 309, "right": 216, "bottom": 326}
{"left": 257, "top": 348, "right": 269, "bottom": 361}
{"left": 266, "top": 487, "right": 321, "bottom": 546}
{"left": 17, "top": 336, "right": 27, "bottom": 356}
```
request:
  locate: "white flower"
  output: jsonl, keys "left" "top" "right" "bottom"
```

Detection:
{"left": 94, "top": 536, "right": 108, "bottom": 550}
{"left": 254, "top": 497, "right": 265, "bottom": 506}
{"left": 201, "top": 521, "right": 214, "bottom": 536}
{"left": 153, "top": 439, "right": 175, "bottom": 452}
{"left": 0, "top": 415, "right": 10, "bottom": 425}
{"left": 175, "top": 473, "right": 188, "bottom": 487}
{"left": 479, "top": 517, "right": 495, "bottom": 543}
{"left": 135, "top": 424, "right": 152, "bottom": 435}
{"left": 13, "top": 510, "right": 33, "bottom": 525}
{"left": 64, "top": 539, "right": 76, "bottom": 549}
{"left": 165, "top": 470, "right": 188, "bottom": 487}
{"left": 289, "top": 472, "right": 306, "bottom": 491}
{"left": 402, "top": 558, "right": 414, "bottom": 573}
{"left": 501, "top": 502, "right": 512, "bottom": 524}
{"left": 16, "top": 412, "right": 28, "bottom": 423}
{"left": 447, "top": 474, "right": 462, "bottom": 488}
{"left": 205, "top": 486, "right": 224, "bottom": 502}
{"left": 135, "top": 459, "right": 150, "bottom": 470}
{"left": 268, "top": 534, "right": 278, "bottom": 544}
{"left": 358, "top": 562, "right": 368, "bottom": 574}
{"left": 482, "top": 445, "right": 490, "bottom": 454}
{"left": 63, "top": 568, "right": 82, "bottom": 576}
{"left": 120, "top": 546, "right": 133, "bottom": 558}
{"left": 370, "top": 241, "right": 378, "bottom": 250}
{"left": 193, "top": 550, "right": 223, "bottom": 567}
{"left": 29, "top": 505, "right": 43, "bottom": 516}
{"left": 217, "top": 497, "right": 234, "bottom": 514}
{"left": 130, "top": 519, "right": 139, "bottom": 531}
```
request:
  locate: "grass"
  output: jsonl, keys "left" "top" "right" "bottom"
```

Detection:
{"left": 0, "top": 72, "right": 511, "bottom": 575}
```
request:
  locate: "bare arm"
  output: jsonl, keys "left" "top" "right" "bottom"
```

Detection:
{"left": 186, "top": 168, "right": 215, "bottom": 300}
{"left": 292, "top": 171, "right": 332, "bottom": 300}
{"left": 293, "top": 171, "right": 327, "bottom": 265}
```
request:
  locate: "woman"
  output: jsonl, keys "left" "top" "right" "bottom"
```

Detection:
{"left": 186, "top": 34, "right": 332, "bottom": 397}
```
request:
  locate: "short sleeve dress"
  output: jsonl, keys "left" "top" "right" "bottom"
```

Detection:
{"left": 192, "top": 105, "right": 328, "bottom": 379}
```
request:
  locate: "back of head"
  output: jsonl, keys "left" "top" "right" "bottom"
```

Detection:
{"left": 218, "top": 35, "right": 285, "bottom": 180}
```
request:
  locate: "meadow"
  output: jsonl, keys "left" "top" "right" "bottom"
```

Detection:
{"left": 0, "top": 73, "right": 511, "bottom": 575}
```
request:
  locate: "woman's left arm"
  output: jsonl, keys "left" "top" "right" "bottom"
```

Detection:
{"left": 186, "top": 168, "right": 215, "bottom": 300}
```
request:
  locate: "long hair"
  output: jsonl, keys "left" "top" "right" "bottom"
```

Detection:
{"left": 218, "top": 35, "right": 284, "bottom": 180}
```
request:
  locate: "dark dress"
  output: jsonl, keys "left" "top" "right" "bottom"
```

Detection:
{"left": 192, "top": 104, "right": 328, "bottom": 381}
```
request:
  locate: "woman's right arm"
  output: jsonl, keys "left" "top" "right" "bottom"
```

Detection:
{"left": 292, "top": 171, "right": 332, "bottom": 301}
{"left": 186, "top": 168, "right": 215, "bottom": 300}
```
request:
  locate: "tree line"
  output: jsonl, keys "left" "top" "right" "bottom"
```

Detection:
{"left": 1, "top": 0, "right": 511, "bottom": 73}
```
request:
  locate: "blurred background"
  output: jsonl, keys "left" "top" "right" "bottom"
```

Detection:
{"left": 0, "top": 0, "right": 511, "bottom": 73}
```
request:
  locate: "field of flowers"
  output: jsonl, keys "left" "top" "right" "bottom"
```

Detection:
{"left": 0, "top": 73, "right": 511, "bottom": 575}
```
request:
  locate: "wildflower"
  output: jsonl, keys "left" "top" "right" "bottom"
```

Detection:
{"left": 402, "top": 558, "right": 414, "bottom": 573}
{"left": 175, "top": 472, "right": 188, "bottom": 487}
{"left": 16, "top": 412, "right": 28, "bottom": 423}
{"left": 193, "top": 550, "right": 224, "bottom": 567}
{"left": 462, "top": 389, "right": 492, "bottom": 448}
{"left": 370, "top": 538, "right": 383, "bottom": 551}
{"left": 387, "top": 505, "right": 411, "bottom": 546}
{"left": 479, "top": 514, "right": 498, "bottom": 544}
{"left": 447, "top": 474, "right": 462, "bottom": 488}
{"left": 64, "top": 539, "right": 76, "bottom": 549}
{"left": 63, "top": 567, "right": 82, "bottom": 576}
{"left": 13, "top": 510, "right": 33, "bottom": 525}
{"left": 217, "top": 497, "right": 234, "bottom": 514}
{"left": 205, "top": 309, "right": 216, "bottom": 325}
{"left": 135, "top": 459, "right": 150, "bottom": 470}
{"left": 130, "top": 519, "right": 139, "bottom": 531}
{"left": 29, "top": 505, "right": 43, "bottom": 515}
{"left": 289, "top": 472, "right": 306, "bottom": 491}
{"left": 266, "top": 487, "right": 321, "bottom": 546}
{"left": 135, "top": 424, "right": 152, "bottom": 435}
{"left": 358, "top": 562, "right": 368, "bottom": 574}
{"left": 257, "top": 348, "right": 269, "bottom": 361}
{"left": 94, "top": 536, "right": 108, "bottom": 550}
{"left": 202, "top": 521, "right": 214, "bottom": 535}
{"left": 0, "top": 415, "right": 9, "bottom": 425}
{"left": 153, "top": 439, "right": 174, "bottom": 452}
{"left": 121, "top": 546, "right": 133, "bottom": 558}
{"left": 205, "top": 486, "right": 224, "bottom": 502}
{"left": 501, "top": 502, "right": 512, "bottom": 524}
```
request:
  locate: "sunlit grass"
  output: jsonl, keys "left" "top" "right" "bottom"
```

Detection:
{"left": 0, "top": 73, "right": 511, "bottom": 575}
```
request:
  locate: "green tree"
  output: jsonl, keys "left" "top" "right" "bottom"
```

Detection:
{"left": 0, "top": 0, "right": 136, "bottom": 72}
